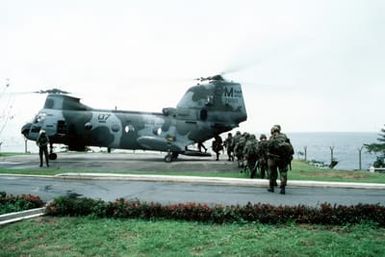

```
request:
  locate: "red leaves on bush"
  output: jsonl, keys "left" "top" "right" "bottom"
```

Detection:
{"left": 0, "top": 192, "right": 45, "bottom": 214}
{"left": 45, "top": 196, "right": 385, "bottom": 227}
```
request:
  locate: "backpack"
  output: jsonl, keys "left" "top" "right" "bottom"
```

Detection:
{"left": 245, "top": 141, "right": 258, "bottom": 158}
{"left": 277, "top": 141, "right": 294, "bottom": 160}
{"left": 256, "top": 141, "right": 268, "bottom": 159}
{"left": 269, "top": 135, "right": 294, "bottom": 161}
{"left": 234, "top": 137, "right": 246, "bottom": 156}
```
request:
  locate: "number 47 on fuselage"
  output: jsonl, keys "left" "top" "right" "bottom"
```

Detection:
{"left": 21, "top": 75, "right": 247, "bottom": 162}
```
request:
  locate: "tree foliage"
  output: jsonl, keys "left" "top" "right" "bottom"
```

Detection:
{"left": 365, "top": 125, "right": 385, "bottom": 154}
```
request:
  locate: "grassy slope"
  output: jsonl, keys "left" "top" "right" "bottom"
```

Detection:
{"left": 1, "top": 217, "right": 384, "bottom": 257}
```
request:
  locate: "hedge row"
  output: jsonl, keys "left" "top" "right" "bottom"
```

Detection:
{"left": 0, "top": 192, "right": 45, "bottom": 215}
{"left": 46, "top": 196, "right": 385, "bottom": 226}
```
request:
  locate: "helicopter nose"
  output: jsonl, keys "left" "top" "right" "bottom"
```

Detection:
{"left": 21, "top": 122, "right": 32, "bottom": 137}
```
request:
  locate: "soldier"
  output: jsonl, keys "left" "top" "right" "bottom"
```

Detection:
{"left": 234, "top": 132, "right": 249, "bottom": 168}
{"left": 256, "top": 134, "right": 268, "bottom": 179}
{"left": 243, "top": 134, "right": 259, "bottom": 178}
{"left": 36, "top": 130, "right": 50, "bottom": 167}
{"left": 223, "top": 133, "right": 234, "bottom": 161}
{"left": 212, "top": 134, "right": 223, "bottom": 161}
{"left": 232, "top": 131, "right": 242, "bottom": 167}
{"left": 267, "top": 126, "right": 294, "bottom": 194}
{"left": 197, "top": 141, "right": 207, "bottom": 153}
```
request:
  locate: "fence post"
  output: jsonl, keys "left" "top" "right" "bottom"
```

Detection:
{"left": 24, "top": 138, "right": 28, "bottom": 153}
{"left": 358, "top": 145, "right": 364, "bottom": 170}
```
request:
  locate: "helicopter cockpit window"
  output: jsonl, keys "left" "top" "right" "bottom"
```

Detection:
{"left": 44, "top": 99, "right": 54, "bottom": 109}
{"left": 33, "top": 112, "right": 47, "bottom": 123}
{"left": 84, "top": 122, "right": 93, "bottom": 131}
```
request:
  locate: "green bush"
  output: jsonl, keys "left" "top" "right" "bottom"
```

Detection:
{"left": 0, "top": 192, "right": 45, "bottom": 215}
{"left": 46, "top": 196, "right": 385, "bottom": 227}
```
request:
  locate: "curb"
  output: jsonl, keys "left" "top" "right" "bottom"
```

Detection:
{"left": 55, "top": 173, "right": 385, "bottom": 190}
{"left": 0, "top": 207, "right": 46, "bottom": 226}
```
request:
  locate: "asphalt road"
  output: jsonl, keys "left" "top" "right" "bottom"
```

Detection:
{"left": 1, "top": 175, "right": 385, "bottom": 206}
{"left": 1, "top": 152, "right": 385, "bottom": 206}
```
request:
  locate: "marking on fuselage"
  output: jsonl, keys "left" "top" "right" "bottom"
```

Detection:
{"left": 97, "top": 113, "right": 111, "bottom": 123}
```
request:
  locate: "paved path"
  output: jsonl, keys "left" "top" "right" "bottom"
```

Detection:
{"left": 1, "top": 175, "right": 384, "bottom": 206}
{"left": 1, "top": 152, "right": 384, "bottom": 206}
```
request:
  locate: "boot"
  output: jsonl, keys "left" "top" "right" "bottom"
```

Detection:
{"left": 267, "top": 187, "right": 274, "bottom": 193}
{"left": 280, "top": 186, "right": 285, "bottom": 195}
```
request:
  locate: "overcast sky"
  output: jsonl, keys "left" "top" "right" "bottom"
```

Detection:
{"left": 1, "top": 0, "right": 385, "bottom": 148}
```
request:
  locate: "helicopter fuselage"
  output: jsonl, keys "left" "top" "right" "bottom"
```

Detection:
{"left": 21, "top": 79, "right": 247, "bottom": 160}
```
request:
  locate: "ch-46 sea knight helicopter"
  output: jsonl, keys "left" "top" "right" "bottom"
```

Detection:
{"left": 21, "top": 75, "right": 247, "bottom": 162}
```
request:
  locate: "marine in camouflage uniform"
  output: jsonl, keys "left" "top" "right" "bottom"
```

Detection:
{"left": 256, "top": 134, "right": 268, "bottom": 179}
{"left": 223, "top": 132, "right": 234, "bottom": 161}
{"left": 267, "top": 126, "right": 294, "bottom": 194}
{"left": 243, "top": 134, "right": 259, "bottom": 178}
{"left": 234, "top": 132, "right": 249, "bottom": 169}
{"left": 212, "top": 134, "right": 223, "bottom": 161}
{"left": 232, "top": 131, "right": 242, "bottom": 167}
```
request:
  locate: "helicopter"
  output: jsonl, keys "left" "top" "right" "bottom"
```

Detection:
{"left": 21, "top": 75, "right": 247, "bottom": 162}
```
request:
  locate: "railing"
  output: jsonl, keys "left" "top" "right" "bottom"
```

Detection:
{"left": 369, "top": 167, "right": 385, "bottom": 173}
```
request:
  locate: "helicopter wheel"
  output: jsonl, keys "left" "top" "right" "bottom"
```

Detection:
{"left": 164, "top": 153, "right": 173, "bottom": 163}
{"left": 164, "top": 152, "right": 178, "bottom": 163}
{"left": 49, "top": 153, "right": 57, "bottom": 160}
{"left": 171, "top": 152, "right": 179, "bottom": 160}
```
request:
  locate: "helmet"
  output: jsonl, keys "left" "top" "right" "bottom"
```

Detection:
{"left": 273, "top": 124, "right": 281, "bottom": 132}
{"left": 259, "top": 134, "right": 267, "bottom": 140}
{"left": 271, "top": 126, "right": 279, "bottom": 134}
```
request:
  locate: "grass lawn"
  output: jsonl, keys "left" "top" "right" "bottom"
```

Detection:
{"left": 1, "top": 217, "right": 384, "bottom": 257}
{"left": 1, "top": 159, "right": 384, "bottom": 184}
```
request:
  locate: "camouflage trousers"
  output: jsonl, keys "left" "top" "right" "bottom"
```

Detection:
{"left": 247, "top": 157, "right": 258, "bottom": 178}
{"left": 267, "top": 158, "right": 288, "bottom": 188}
{"left": 257, "top": 158, "right": 267, "bottom": 179}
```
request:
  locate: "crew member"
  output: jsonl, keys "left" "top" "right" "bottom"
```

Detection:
{"left": 36, "top": 130, "right": 50, "bottom": 167}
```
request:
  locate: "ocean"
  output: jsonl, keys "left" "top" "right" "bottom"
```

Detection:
{"left": 287, "top": 132, "right": 378, "bottom": 171}
{"left": 0, "top": 132, "right": 380, "bottom": 171}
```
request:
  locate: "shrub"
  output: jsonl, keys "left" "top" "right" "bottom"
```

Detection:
{"left": 45, "top": 196, "right": 385, "bottom": 227}
{"left": 0, "top": 192, "right": 45, "bottom": 215}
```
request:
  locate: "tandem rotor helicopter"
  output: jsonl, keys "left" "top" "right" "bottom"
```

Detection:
{"left": 21, "top": 74, "right": 247, "bottom": 162}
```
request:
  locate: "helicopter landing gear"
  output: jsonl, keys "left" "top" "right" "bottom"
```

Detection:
{"left": 49, "top": 153, "right": 57, "bottom": 160}
{"left": 164, "top": 152, "right": 179, "bottom": 163}
{"left": 48, "top": 143, "right": 57, "bottom": 160}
